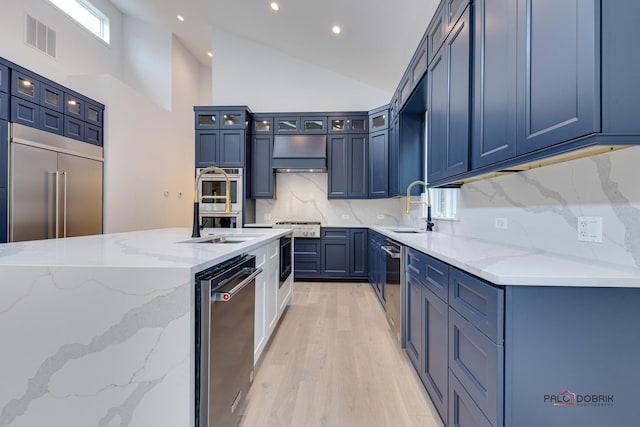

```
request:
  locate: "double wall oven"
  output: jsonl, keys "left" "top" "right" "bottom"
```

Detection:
{"left": 197, "top": 168, "right": 243, "bottom": 229}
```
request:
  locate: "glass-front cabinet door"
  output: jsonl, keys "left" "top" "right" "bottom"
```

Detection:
{"left": 196, "top": 111, "right": 219, "bottom": 129}
{"left": 253, "top": 116, "right": 273, "bottom": 133}
{"left": 350, "top": 116, "right": 368, "bottom": 133}
{"left": 301, "top": 116, "right": 326, "bottom": 133}
{"left": 64, "top": 94, "right": 84, "bottom": 119}
{"left": 0, "top": 63, "right": 9, "bottom": 93}
{"left": 329, "top": 117, "right": 347, "bottom": 133}
{"left": 41, "top": 84, "right": 64, "bottom": 112}
{"left": 12, "top": 72, "right": 40, "bottom": 103}
{"left": 275, "top": 117, "right": 300, "bottom": 133}
{"left": 220, "top": 111, "right": 245, "bottom": 129}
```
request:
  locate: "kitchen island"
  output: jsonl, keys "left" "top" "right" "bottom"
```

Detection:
{"left": 0, "top": 228, "right": 292, "bottom": 427}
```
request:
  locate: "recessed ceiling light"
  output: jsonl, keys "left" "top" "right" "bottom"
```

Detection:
{"left": 270, "top": 2, "right": 279, "bottom": 11}
{"left": 177, "top": 15, "right": 184, "bottom": 22}
{"left": 332, "top": 25, "right": 341, "bottom": 35}
{"left": 207, "top": 52, "right": 213, "bottom": 57}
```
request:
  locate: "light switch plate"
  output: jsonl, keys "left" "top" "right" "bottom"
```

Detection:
{"left": 377, "top": 214, "right": 385, "bottom": 219}
{"left": 578, "top": 216, "right": 603, "bottom": 243}
{"left": 495, "top": 218, "right": 508, "bottom": 229}
{"left": 264, "top": 213, "right": 271, "bottom": 221}
{"left": 341, "top": 214, "right": 350, "bottom": 220}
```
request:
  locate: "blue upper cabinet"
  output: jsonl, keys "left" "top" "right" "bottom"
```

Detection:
{"left": 427, "top": 5, "right": 471, "bottom": 183}
{"left": 273, "top": 115, "right": 327, "bottom": 134}
{"left": 516, "top": 0, "right": 600, "bottom": 155}
{"left": 85, "top": 101, "right": 103, "bottom": 126}
{"left": 274, "top": 116, "right": 300, "bottom": 133}
{"left": 64, "top": 93, "right": 85, "bottom": 120}
{"left": 194, "top": 106, "right": 251, "bottom": 168}
{"left": 368, "top": 130, "right": 388, "bottom": 198}
{"left": 11, "top": 71, "right": 41, "bottom": 104}
{"left": 0, "top": 63, "right": 10, "bottom": 93}
{"left": 195, "top": 110, "right": 219, "bottom": 129}
{"left": 427, "top": 2, "right": 446, "bottom": 65}
{"left": 40, "top": 83, "right": 64, "bottom": 113}
{"left": 472, "top": 0, "right": 517, "bottom": 168}
{"left": 0, "top": 92, "right": 8, "bottom": 121}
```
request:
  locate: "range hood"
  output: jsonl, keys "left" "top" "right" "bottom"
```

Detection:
{"left": 272, "top": 135, "right": 327, "bottom": 172}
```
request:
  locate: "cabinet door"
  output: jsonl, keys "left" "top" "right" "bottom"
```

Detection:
{"left": 449, "top": 371, "right": 493, "bottom": 427}
{"left": 472, "top": 0, "right": 517, "bottom": 168}
{"left": 349, "top": 228, "right": 368, "bottom": 277}
{"left": 301, "top": 116, "right": 326, "bottom": 134}
{"left": 64, "top": 93, "right": 84, "bottom": 120}
{"left": 64, "top": 116, "right": 84, "bottom": 141}
{"left": 428, "top": 8, "right": 471, "bottom": 183}
{"left": 85, "top": 102, "right": 103, "bottom": 126}
{"left": 250, "top": 135, "right": 274, "bottom": 198}
{"left": 274, "top": 116, "right": 300, "bottom": 133}
{"left": 11, "top": 97, "right": 40, "bottom": 128}
{"left": 40, "top": 84, "right": 64, "bottom": 113}
{"left": 0, "top": 92, "right": 9, "bottom": 121}
{"left": 406, "top": 275, "right": 424, "bottom": 374}
{"left": 195, "top": 130, "right": 218, "bottom": 167}
{"left": 348, "top": 134, "right": 368, "bottom": 198}
{"left": 195, "top": 110, "right": 219, "bottom": 129}
{"left": 40, "top": 108, "right": 63, "bottom": 135}
{"left": 266, "top": 242, "right": 280, "bottom": 332}
{"left": 219, "top": 111, "right": 245, "bottom": 129}
{"left": 428, "top": 2, "right": 446, "bottom": 64}
{"left": 368, "top": 130, "right": 388, "bottom": 198}
{"left": 516, "top": 0, "right": 600, "bottom": 154}
{"left": 12, "top": 72, "right": 40, "bottom": 103}
{"left": 327, "top": 135, "right": 348, "bottom": 198}
{"left": 0, "top": 187, "right": 6, "bottom": 243}
{"left": 388, "top": 118, "right": 400, "bottom": 197}
{"left": 218, "top": 130, "right": 244, "bottom": 167}
{"left": 0, "top": 64, "right": 8, "bottom": 93}
{"left": 422, "top": 287, "right": 449, "bottom": 425}
{"left": 84, "top": 123, "right": 103, "bottom": 146}
{"left": 321, "top": 228, "right": 349, "bottom": 277}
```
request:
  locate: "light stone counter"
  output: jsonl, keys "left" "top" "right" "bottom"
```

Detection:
{"left": 0, "top": 227, "right": 291, "bottom": 427}
{"left": 372, "top": 226, "right": 640, "bottom": 287}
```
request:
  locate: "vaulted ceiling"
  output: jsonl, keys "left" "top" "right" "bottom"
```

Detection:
{"left": 108, "top": 0, "right": 439, "bottom": 93}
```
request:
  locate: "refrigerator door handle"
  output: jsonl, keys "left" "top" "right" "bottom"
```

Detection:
{"left": 53, "top": 171, "right": 60, "bottom": 239}
{"left": 62, "top": 171, "right": 67, "bottom": 238}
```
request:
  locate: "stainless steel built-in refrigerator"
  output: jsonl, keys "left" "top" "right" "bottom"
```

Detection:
{"left": 9, "top": 123, "right": 103, "bottom": 242}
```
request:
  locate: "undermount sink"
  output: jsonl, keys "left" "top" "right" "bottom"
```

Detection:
{"left": 180, "top": 234, "right": 263, "bottom": 244}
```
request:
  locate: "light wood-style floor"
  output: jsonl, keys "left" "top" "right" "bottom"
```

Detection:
{"left": 239, "top": 281, "right": 444, "bottom": 427}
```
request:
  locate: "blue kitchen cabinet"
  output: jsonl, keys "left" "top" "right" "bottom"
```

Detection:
{"left": 196, "top": 130, "right": 219, "bottom": 166}
{"left": 294, "top": 238, "right": 321, "bottom": 279}
{"left": 516, "top": 0, "right": 600, "bottom": 155}
{"left": 449, "top": 371, "right": 493, "bottom": 427}
{"left": 0, "top": 92, "right": 8, "bottom": 121}
{"left": 0, "top": 119, "right": 6, "bottom": 243}
{"left": 389, "top": 113, "right": 425, "bottom": 197}
{"left": 367, "top": 231, "right": 386, "bottom": 305}
{"left": 0, "top": 62, "right": 8, "bottom": 93}
{"left": 349, "top": 228, "right": 368, "bottom": 277}
{"left": 472, "top": 0, "right": 517, "bottom": 168}
{"left": 328, "top": 115, "right": 368, "bottom": 133}
{"left": 348, "top": 134, "right": 368, "bottom": 199}
{"left": 0, "top": 187, "right": 6, "bottom": 243}
{"left": 327, "top": 134, "right": 348, "bottom": 198}
{"left": 427, "top": 5, "right": 471, "bottom": 184}
{"left": 84, "top": 123, "right": 103, "bottom": 146}
{"left": 406, "top": 248, "right": 449, "bottom": 425}
{"left": 11, "top": 97, "right": 39, "bottom": 128}
{"left": 64, "top": 93, "right": 85, "bottom": 120}
{"left": 250, "top": 134, "right": 274, "bottom": 198}
{"left": 195, "top": 129, "right": 245, "bottom": 168}
{"left": 368, "top": 130, "right": 388, "bottom": 198}
{"left": 64, "top": 116, "right": 84, "bottom": 141}
{"left": 328, "top": 121, "right": 369, "bottom": 199}
{"left": 40, "top": 83, "right": 64, "bottom": 113}
{"left": 85, "top": 101, "right": 103, "bottom": 126}
{"left": 427, "top": 1, "right": 446, "bottom": 65}
{"left": 11, "top": 70, "right": 41, "bottom": 104}
{"left": 369, "top": 106, "right": 389, "bottom": 133}
{"left": 40, "top": 108, "right": 64, "bottom": 135}
{"left": 321, "top": 228, "right": 349, "bottom": 277}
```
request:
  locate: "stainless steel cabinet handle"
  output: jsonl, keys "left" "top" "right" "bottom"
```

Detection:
{"left": 53, "top": 171, "right": 60, "bottom": 239}
{"left": 211, "top": 267, "right": 262, "bottom": 302}
{"left": 381, "top": 245, "right": 401, "bottom": 259}
{"left": 62, "top": 171, "right": 67, "bottom": 238}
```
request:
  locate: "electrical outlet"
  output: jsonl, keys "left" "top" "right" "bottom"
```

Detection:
{"left": 341, "top": 214, "right": 350, "bottom": 220}
{"left": 264, "top": 213, "right": 271, "bottom": 221}
{"left": 377, "top": 214, "right": 385, "bottom": 220}
{"left": 495, "top": 218, "right": 508, "bottom": 229}
{"left": 578, "top": 216, "right": 603, "bottom": 243}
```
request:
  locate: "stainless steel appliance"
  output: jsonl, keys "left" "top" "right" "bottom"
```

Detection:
{"left": 197, "top": 167, "right": 243, "bottom": 229}
{"left": 195, "top": 254, "right": 262, "bottom": 427}
{"left": 382, "top": 239, "right": 405, "bottom": 347}
{"left": 279, "top": 233, "right": 292, "bottom": 287}
{"left": 273, "top": 220, "right": 321, "bottom": 238}
{"left": 9, "top": 123, "right": 103, "bottom": 242}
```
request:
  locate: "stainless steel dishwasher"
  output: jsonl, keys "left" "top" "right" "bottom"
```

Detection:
{"left": 382, "top": 239, "right": 406, "bottom": 347}
{"left": 195, "top": 254, "right": 262, "bottom": 427}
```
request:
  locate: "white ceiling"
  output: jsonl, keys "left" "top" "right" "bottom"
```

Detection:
{"left": 108, "top": 0, "right": 440, "bottom": 94}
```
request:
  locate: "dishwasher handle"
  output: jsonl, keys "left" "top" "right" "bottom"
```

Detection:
{"left": 381, "top": 245, "right": 401, "bottom": 259}
{"left": 211, "top": 266, "right": 262, "bottom": 302}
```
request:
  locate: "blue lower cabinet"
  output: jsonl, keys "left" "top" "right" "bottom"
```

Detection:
{"left": 406, "top": 273, "right": 424, "bottom": 373}
{"left": 349, "top": 228, "right": 368, "bottom": 277}
{"left": 449, "top": 308, "right": 503, "bottom": 427}
{"left": 422, "top": 286, "right": 449, "bottom": 425}
{"left": 40, "top": 108, "right": 63, "bottom": 135}
{"left": 84, "top": 122, "right": 103, "bottom": 146}
{"left": 0, "top": 92, "right": 8, "bottom": 121}
{"left": 449, "top": 371, "right": 493, "bottom": 427}
{"left": 293, "top": 238, "right": 321, "bottom": 279}
{"left": 294, "top": 258, "right": 321, "bottom": 277}
{"left": 11, "top": 97, "right": 39, "bottom": 128}
{"left": 0, "top": 187, "right": 6, "bottom": 243}
{"left": 64, "top": 116, "right": 84, "bottom": 141}
{"left": 321, "top": 228, "right": 349, "bottom": 277}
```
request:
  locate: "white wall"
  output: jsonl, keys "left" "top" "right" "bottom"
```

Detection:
{"left": 211, "top": 28, "right": 391, "bottom": 112}
{"left": 1, "top": 0, "right": 207, "bottom": 234}
{"left": 432, "top": 147, "right": 640, "bottom": 269}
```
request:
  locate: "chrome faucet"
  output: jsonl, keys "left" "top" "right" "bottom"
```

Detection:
{"left": 192, "top": 167, "right": 232, "bottom": 238}
{"left": 406, "top": 180, "right": 434, "bottom": 232}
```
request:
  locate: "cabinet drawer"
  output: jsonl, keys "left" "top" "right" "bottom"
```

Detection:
{"left": 0, "top": 92, "right": 8, "bottom": 121}
{"left": 408, "top": 249, "right": 449, "bottom": 302}
{"left": 449, "top": 371, "right": 493, "bottom": 427}
{"left": 40, "top": 108, "right": 63, "bottom": 135}
{"left": 294, "top": 258, "right": 320, "bottom": 276}
{"left": 449, "top": 268, "right": 504, "bottom": 343}
{"left": 407, "top": 248, "right": 427, "bottom": 280}
{"left": 321, "top": 228, "right": 349, "bottom": 240}
{"left": 449, "top": 308, "right": 503, "bottom": 427}
{"left": 293, "top": 238, "right": 320, "bottom": 257}
{"left": 11, "top": 97, "right": 39, "bottom": 128}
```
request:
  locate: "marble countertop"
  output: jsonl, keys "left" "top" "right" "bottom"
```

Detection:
{"left": 371, "top": 226, "right": 640, "bottom": 287}
{"left": 0, "top": 227, "right": 291, "bottom": 272}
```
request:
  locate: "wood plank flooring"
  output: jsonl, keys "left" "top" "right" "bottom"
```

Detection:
{"left": 239, "top": 282, "right": 444, "bottom": 427}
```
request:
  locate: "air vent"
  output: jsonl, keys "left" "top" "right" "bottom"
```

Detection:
{"left": 26, "top": 14, "right": 56, "bottom": 58}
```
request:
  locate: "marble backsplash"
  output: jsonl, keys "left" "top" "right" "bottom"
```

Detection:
{"left": 437, "top": 146, "right": 640, "bottom": 269}
{"left": 255, "top": 173, "right": 408, "bottom": 226}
